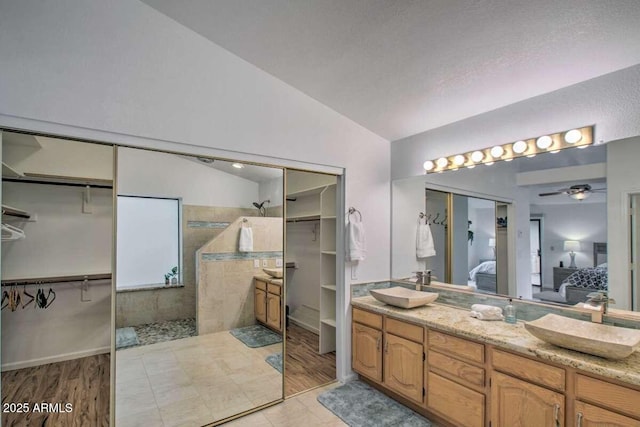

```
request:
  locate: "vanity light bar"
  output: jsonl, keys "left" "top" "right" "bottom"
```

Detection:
{"left": 423, "top": 126, "right": 594, "bottom": 173}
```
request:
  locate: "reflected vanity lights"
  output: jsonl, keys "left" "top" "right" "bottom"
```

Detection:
{"left": 423, "top": 125, "right": 593, "bottom": 173}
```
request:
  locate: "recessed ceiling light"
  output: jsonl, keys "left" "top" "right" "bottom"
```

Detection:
{"left": 564, "top": 129, "right": 582, "bottom": 144}
{"left": 232, "top": 163, "right": 244, "bottom": 169}
{"left": 512, "top": 140, "right": 528, "bottom": 154}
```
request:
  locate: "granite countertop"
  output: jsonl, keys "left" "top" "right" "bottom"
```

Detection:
{"left": 254, "top": 274, "right": 282, "bottom": 285}
{"left": 352, "top": 296, "right": 640, "bottom": 387}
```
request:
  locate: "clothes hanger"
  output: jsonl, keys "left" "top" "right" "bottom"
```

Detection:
{"left": 22, "top": 285, "right": 34, "bottom": 309}
{"left": 432, "top": 212, "right": 440, "bottom": 224}
{"left": 1, "top": 223, "right": 26, "bottom": 242}
{"left": 45, "top": 288, "right": 56, "bottom": 308}
{"left": 8, "top": 285, "right": 21, "bottom": 312}
{"left": 1, "top": 290, "right": 9, "bottom": 310}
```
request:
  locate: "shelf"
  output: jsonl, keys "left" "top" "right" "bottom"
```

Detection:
{"left": 321, "top": 284, "right": 336, "bottom": 291}
{"left": 320, "top": 318, "right": 336, "bottom": 328}
{"left": 286, "top": 185, "right": 328, "bottom": 198}
{"left": 1, "top": 204, "right": 33, "bottom": 220}
{"left": 286, "top": 213, "right": 320, "bottom": 222}
{"left": 321, "top": 251, "right": 336, "bottom": 255}
{"left": 321, "top": 215, "right": 336, "bottom": 220}
{"left": 2, "top": 162, "right": 23, "bottom": 178}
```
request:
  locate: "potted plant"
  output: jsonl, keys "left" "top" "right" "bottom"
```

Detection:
{"left": 164, "top": 274, "right": 170, "bottom": 286}
{"left": 164, "top": 266, "right": 178, "bottom": 285}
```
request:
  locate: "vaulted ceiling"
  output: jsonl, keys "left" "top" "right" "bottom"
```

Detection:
{"left": 141, "top": 0, "right": 640, "bottom": 141}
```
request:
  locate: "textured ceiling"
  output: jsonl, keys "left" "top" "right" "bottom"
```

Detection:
{"left": 141, "top": 0, "right": 640, "bottom": 141}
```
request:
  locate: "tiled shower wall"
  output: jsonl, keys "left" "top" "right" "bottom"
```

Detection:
{"left": 197, "top": 216, "right": 283, "bottom": 334}
{"left": 116, "top": 205, "right": 256, "bottom": 328}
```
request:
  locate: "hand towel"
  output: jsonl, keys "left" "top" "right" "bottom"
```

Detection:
{"left": 239, "top": 227, "right": 253, "bottom": 252}
{"left": 347, "top": 220, "right": 366, "bottom": 261}
{"left": 469, "top": 304, "right": 504, "bottom": 321}
{"left": 416, "top": 223, "right": 436, "bottom": 258}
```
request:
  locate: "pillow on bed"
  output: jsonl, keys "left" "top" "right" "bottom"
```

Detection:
{"left": 564, "top": 266, "right": 608, "bottom": 291}
{"left": 468, "top": 261, "right": 496, "bottom": 281}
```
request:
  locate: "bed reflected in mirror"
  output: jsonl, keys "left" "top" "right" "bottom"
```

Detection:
{"left": 114, "top": 147, "right": 284, "bottom": 425}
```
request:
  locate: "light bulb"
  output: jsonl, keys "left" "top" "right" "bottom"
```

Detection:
{"left": 436, "top": 157, "right": 448, "bottom": 168}
{"left": 512, "top": 140, "right": 528, "bottom": 154}
{"left": 470, "top": 151, "right": 484, "bottom": 163}
{"left": 490, "top": 146, "right": 504, "bottom": 158}
{"left": 453, "top": 154, "right": 466, "bottom": 166}
{"left": 536, "top": 135, "right": 553, "bottom": 149}
{"left": 564, "top": 129, "right": 582, "bottom": 144}
{"left": 423, "top": 160, "right": 435, "bottom": 171}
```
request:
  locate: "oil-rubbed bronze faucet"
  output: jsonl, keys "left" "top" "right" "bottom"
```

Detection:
{"left": 584, "top": 291, "right": 615, "bottom": 323}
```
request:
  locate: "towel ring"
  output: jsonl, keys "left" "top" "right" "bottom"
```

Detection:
{"left": 348, "top": 207, "right": 362, "bottom": 222}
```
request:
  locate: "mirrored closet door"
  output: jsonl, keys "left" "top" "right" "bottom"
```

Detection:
{"left": 114, "top": 146, "right": 285, "bottom": 426}
{"left": 1, "top": 131, "right": 113, "bottom": 426}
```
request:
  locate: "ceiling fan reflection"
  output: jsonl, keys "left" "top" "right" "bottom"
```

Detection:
{"left": 538, "top": 184, "right": 605, "bottom": 201}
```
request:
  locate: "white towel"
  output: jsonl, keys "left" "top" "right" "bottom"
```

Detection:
{"left": 469, "top": 304, "right": 504, "bottom": 321}
{"left": 416, "top": 223, "right": 436, "bottom": 258}
{"left": 347, "top": 220, "right": 366, "bottom": 261}
{"left": 239, "top": 227, "right": 253, "bottom": 252}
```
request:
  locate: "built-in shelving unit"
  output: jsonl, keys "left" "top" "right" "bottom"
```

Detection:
{"left": 319, "top": 183, "right": 337, "bottom": 354}
{"left": 285, "top": 171, "right": 337, "bottom": 355}
{"left": 2, "top": 162, "right": 23, "bottom": 178}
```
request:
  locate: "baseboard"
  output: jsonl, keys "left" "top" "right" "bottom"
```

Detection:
{"left": 288, "top": 316, "right": 319, "bottom": 334}
{"left": 1, "top": 346, "right": 111, "bottom": 372}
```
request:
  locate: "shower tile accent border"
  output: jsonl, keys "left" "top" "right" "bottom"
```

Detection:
{"left": 187, "top": 220, "right": 230, "bottom": 229}
{"left": 351, "top": 280, "right": 640, "bottom": 329}
{"left": 201, "top": 251, "right": 283, "bottom": 261}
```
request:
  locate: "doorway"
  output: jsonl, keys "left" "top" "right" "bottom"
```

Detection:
{"left": 530, "top": 218, "right": 542, "bottom": 292}
{"left": 284, "top": 170, "right": 338, "bottom": 396}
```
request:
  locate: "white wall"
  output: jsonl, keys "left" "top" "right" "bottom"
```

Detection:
{"left": 285, "top": 221, "right": 321, "bottom": 313}
{"left": 530, "top": 202, "right": 607, "bottom": 286}
{"left": 391, "top": 65, "right": 640, "bottom": 180}
{"left": 118, "top": 147, "right": 259, "bottom": 207}
{"left": 0, "top": 0, "right": 390, "bottom": 381}
{"left": 607, "top": 137, "right": 640, "bottom": 310}
{"left": 259, "top": 176, "right": 284, "bottom": 209}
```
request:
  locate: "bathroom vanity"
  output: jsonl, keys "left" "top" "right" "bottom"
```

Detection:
{"left": 255, "top": 276, "right": 283, "bottom": 332}
{"left": 351, "top": 297, "right": 640, "bottom": 427}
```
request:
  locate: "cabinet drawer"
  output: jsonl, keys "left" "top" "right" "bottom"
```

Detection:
{"left": 353, "top": 307, "right": 383, "bottom": 329}
{"left": 428, "top": 330, "right": 484, "bottom": 364}
{"left": 576, "top": 374, "right": 640, "bottom": 419}
{"left": 267, "top": 283, "right": 281, "bottom": 295}
{"left": 255, "top": 280, "right": 267, "bottom": 291}
{"left": 428, "top": 350, "right": 485, "bottom": 389}
{"left": 428, "top": 372, "right": 484, "bottom": 427}
{"left": 491, "top": 348, "right": 565, "bottom": 391}
{"left": 385, "top": 317, "right": 424, "bottom": 343}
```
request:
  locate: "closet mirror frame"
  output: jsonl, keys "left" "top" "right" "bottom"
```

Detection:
{"left": 1, "top": 127, "right": 344, "bottom": 426}
{"left": 112, "top": 144, "right": 289, "bottom": 426}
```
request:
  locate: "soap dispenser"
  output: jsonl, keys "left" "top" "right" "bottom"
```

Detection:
{"left": 504, "top": 298, "right": 517, "bottom": 324}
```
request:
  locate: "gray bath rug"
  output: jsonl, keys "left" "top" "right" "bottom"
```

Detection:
{"left": 229, "top": 325, "right": 282, "bottom": 348}
{"left": 115, "top": 327, "right": 140, "bottom": 349}
{"left": 265, "top": 352, "right": 283, "bottom": 373}
{"left": 317, "top": 380, "right": 431, "bottom": 427}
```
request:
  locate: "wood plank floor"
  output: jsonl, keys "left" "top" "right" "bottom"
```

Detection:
{"left": 285, "top": 324, "right": 336, "bottom": 396}
{"left": 2, "top": 354, "right": 110, "bottom": 427}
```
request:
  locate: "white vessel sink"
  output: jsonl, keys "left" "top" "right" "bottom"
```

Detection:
{"left": 370, "top": 287, "right": 438, "bottom": 309}
{"left": 262, "top": 268, "right": 283, "bottom": 278}
{"left": 524, "top": 313, "right": 640, "bottom": 360}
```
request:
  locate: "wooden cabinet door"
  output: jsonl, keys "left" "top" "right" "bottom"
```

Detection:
{"left": 352, "top": 323, "right": 382, "bottom": 382}
{"left": 266, "top": 292, "right": 281, "bottom": 331}
{"left": 427, "top": 372, "right": 484, "bottom": 427}
{"left": 491, "top": 371, "right": 564, "bottom": 427}
{"left": 384, "top": 333, "right": 424, "bottom": 404}
{"left": 255, "top": 288, "right": 267, "bottom": 323}
{"left": 574, "top": 401, "right": 640, "bottom": 427}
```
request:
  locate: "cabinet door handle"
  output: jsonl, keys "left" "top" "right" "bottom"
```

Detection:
{"left": 553, "top": 403, "right": 560, "bottom": 427}
{"left": 376, "top": 337, "right": 380, "bottom": 350}
{"left": 576, "top": 412, "right": 583, "bottom": 427}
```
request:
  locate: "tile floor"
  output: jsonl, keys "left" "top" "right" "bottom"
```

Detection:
{"left": 116, "top": 330, "right": 283, "bottom": 426}
{"left": 222, "top": 383, "right": 347, "bottom": 427}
